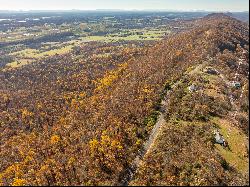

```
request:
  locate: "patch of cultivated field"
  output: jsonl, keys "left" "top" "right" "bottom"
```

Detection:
{"left": 11, "top": 45, "right": 74, "bottom": 59}
{"left": 6, "top": 59, "right": 33, "bottom": 68}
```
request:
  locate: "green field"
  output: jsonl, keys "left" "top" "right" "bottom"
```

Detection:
{"left": 3, "top": 25, "right": 171, "bottom": 69}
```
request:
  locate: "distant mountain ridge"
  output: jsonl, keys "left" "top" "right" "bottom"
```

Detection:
{"left": 226, "top": 11, "right": 249, "bottom": 23}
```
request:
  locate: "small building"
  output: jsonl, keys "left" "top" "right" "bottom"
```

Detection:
{"left": 214, "top": 130, "right": 228, "bottom": 147}
{"left": 204, "top": 67, "right": 220, "bottom": 75}
{"left": 230, "top": 81, "right": 241, "bottom": 89}
{"left": 238, "top": 58, "right": 244, "bottom": 65}
{"left": 188, "top": 84, "right": 198, "bottom": 92}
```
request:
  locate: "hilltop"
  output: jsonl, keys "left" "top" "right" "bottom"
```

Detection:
{"left": 0, "top": 13, "right": 249, "bottom": 186}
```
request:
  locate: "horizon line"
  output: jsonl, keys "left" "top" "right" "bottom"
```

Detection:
{"left": 0, "top": 9, "right": 249, "bottom": 13}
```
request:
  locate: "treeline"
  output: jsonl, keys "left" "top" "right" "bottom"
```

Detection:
{"left": 0, "top": 32, "right": 76, "bottom": 49}
{"left": 0, "top": 55, "right": 14, "bottom": 68}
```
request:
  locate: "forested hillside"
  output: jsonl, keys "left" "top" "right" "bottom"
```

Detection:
{"left": 0, "top": 14, "right": 249, "bottom": 186}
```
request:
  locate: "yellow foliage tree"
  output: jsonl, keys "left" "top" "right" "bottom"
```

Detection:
{"left": 50, "top": 135, "right": 60, "bottom": 144}
{"left": 12, "top": 178, "right": 27, "bottom": 186}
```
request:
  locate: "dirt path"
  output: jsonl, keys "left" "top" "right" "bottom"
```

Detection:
{"left": 119, "top": 61, "right": 197, "bottom": 186}
{"left": 119, "top": 107, "right": 166, "bottom": 186}
{"left": 119, "top": 81, "right": 180, "bottom": 186}
{"left": 143, "top": 113, "right": 165, "bottom": 154}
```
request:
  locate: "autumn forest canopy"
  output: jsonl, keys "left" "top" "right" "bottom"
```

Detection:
{"left": 0, "top": 11, "right": 249, "bottom": 186}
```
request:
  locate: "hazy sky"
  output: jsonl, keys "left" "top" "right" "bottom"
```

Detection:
{"left": 0, "top": 0, "right": 249, "bottom": 11}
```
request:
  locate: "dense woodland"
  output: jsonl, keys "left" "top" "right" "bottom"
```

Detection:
{"left": 0, "top": 14, "right": 249, "bottom": 186}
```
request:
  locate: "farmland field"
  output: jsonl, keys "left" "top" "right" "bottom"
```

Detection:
{"left": 0, "top": 11, "right": 208, "bottom": 69}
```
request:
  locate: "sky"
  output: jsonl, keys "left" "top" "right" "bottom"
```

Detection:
{"left": 0, "top": 0, "right": 249, "bottom": 12}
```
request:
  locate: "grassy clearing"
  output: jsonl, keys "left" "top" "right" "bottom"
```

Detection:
{"left": 213, "top": 118, "right": 249, "bottom": 174}
{"left": 7, "top": 44, "right": 74, "bottom": 68}
{"left": 92, "top": 53, "right": 111, "bottom": 58}
{"left": 79, "top": 29, "right": 168, "bottom": 43}
{"left": 82, "top": 35, "right": 161, "bottom": 42}
{"left": 11, "top": 45, "right": 74, "bottom": 59}
{"left": 6, "top": 59, "right": 33, "bottom": 68}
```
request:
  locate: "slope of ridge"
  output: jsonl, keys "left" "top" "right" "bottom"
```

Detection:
{"left": 129, "top": 14, "right": 249, "bottom": 186}
{"left": 130, "top": 56, "right": 249, "bottom": 186}
{"left": 69, "top": 14, "right": 248, "bottom": 186}
{"left": 0, "top": 14, "right": 249, "bottom": 186}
